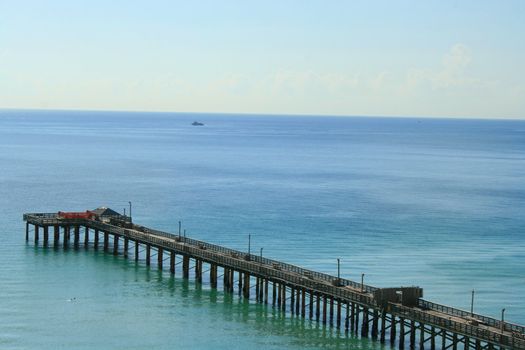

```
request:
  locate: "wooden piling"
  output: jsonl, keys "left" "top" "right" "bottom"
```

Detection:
{"left": 53, "top": 225, "right": 59, "bottom": 246}
{"left": 316, "top": 294, "right": 321, "bottom": 321}
{"left": 355, "top": 305, "right": 360, "bottom": 333}
{"left": 223, "top": 267, "right": 229, "bottom": 290}
{"left": 103, "top": 232, "right": 109, "bottom": 251}
{"left": 256, "top": 277, "right": 260, "bottom": 302}
{"left": 74, "top": 225, "right": 80, "bottom": 248}
{"left": 123, "top": 237, "right": 129, "bottom": 258}
{"left": 290, "top": 287, "right": 295, "bottom": 315}
{"left": 146, "top": 244, "right": 151, "bottom": 265}
{"left": 322, "top": 295, "right": 327, "bottom": 324}
{"left": 243, "top": 272, "right": 250, "bottom": 298}
{"left": 420, "top": 322, "right": 425, "bottom": 350}
{"left": 272, "top": 281, "right": 277, "bottom": 306}
{"left": 301, "top": 289, "right": 306, "bottom": 318}
{"left": 158, "top": 247, "right": 163, "bottom": 270}
{"left": 25, "top": 221, "right": 29, "bottom": 241}
{"left": 380, "top": 311, "right": 386, "bottom": 342}
{"left": 210, "top": 263, "right": 217, "bottom": 288}
{"left": 361, "top": 307, "right": 369, "bottom": 338}
{"left": 183, "top": 255, "right": 189, "bottom": 278}
{"left": 281, "top": 283, "right": 286, "bottom": 311}
{"left": 113, "top": 235, "right": 119, "bottom": 255}
{"left": 135, "top": 241, "right": 139, "bottom": 261}
{"left": 170, "top": 252, "right": 176, "bottom": 275}
{"left": 309, "top": 291, "right": 314, "bottom": 319}
{"left": 345, "top": 302, "right": 350, "bottom": 331}
{"left": 410, "top": 320, "right": 416, "bottom": 349}
{"left": 391, "top": 316, "right": 397, "bottom": 345}
{"left": 264, "top": 279, "right": 268, "bottom": 304}
{"left": 350, "top": 303, "right": 356, "bottom": 332}
{"left": 43, "top": 226, "right": 49, "bottom": 246}
{"left": 84, "top": 226, "right": 89, "bottom": 247}
{"left": 277, "top": 283, "right": 281, "bottom": 307}
{"left": 337, "top": 300, "right": 342, "bottom": 328}
{"left": 63, "top": 226, "right": 70, "bottom": 248}
{"left": 94, "top": 228, "right": 99, "bottom": 249}
{"left": 34, "top": 225, "right": 39, "bottom": 243}
{"left": 329, "top": 297, "right": 334, "bottom": 325}
{"left": 399, "top": 317, "right": 406, "bottom": 349}
{"left": 372, "top": 309, "right": 379, "bottom": 339}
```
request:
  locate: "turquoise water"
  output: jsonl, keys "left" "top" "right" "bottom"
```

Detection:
{"left": 0, "top": 110, "right": 524, "bottom": 349}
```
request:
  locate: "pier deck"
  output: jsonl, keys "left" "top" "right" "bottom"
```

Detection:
{"left": 24, "top": 211, "right": 524, "bottom": 350}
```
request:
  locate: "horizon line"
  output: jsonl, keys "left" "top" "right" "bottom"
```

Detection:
{"left": 0, "top": 106, "right": 523, "bottom": 122}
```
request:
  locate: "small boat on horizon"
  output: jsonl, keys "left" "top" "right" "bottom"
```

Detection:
{"left": 192, "top": 121, "right": 204, "bottom": 126}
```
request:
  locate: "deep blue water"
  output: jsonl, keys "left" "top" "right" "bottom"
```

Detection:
{"left": 0, "top": 110, "right": 524, "bottom": 349}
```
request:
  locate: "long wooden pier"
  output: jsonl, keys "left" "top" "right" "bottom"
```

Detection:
{"left": 24, "top": 210, "right": 525, "bottom": 350}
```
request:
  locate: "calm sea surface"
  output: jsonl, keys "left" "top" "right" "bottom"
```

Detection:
{"left": 0, "top": 110, "right": 524, "bottom": 349}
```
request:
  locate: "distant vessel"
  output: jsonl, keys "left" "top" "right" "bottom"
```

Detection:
{"left": 192, "top": 121, "right": 204, "bottom": 126}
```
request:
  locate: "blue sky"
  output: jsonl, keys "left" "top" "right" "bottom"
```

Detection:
{"left": 1, "top": 0, "right": 524, "bottom": 118}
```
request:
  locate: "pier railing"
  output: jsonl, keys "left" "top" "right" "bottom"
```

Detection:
{"left": 391, "top": 304, "right": 525, "bottom": 349}
{"left": 138, "top": 225, "right": 377, "bottom": 293}
{"left": 418, "top": 299, "right": 525, "bottom": 335}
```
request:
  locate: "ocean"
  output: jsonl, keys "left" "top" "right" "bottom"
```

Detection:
{"left": 0, "top": 110, "right": 523, "bottom": 349}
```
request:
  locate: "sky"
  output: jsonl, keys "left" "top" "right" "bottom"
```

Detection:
{"left": 1, "top": 0, "right": 524, "bottom": 119}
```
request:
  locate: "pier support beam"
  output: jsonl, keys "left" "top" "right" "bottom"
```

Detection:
{"left": 84, "top": 226, "right": 89, "bottom": 247}
{"left": 277, "top": 283, "right": 282, "bottom": 307}
{"left": 316, "top": 294, "right": 321, "bottom": 321}
{"left": 43, "top": 226, "right": 49, "bottom": 246}
{"left": 146, "top": 244, "right": 151, "bottom": 265}
{"left": 391, "top": 316, "right": 397, "bottom": 345}
{"left": 223, "top": 268, "right": 230, "bottom": 290}
{"left": 113, "top": 235, "right": 119, "bottom": 255}
{"left": 94, "top": 229, "right": 99, "bottom": 250}
{"left": 410, "top": 320, "right": 416, "bottom": 349}
{"left": 34, "top": 225, "right": 39, "bottom": 244}
{"left": 170, "top": 251, "right": 176, "bottom": 275}
{"left": 123, "top": 237, "right": 129, "bottom": 258}
{"left": 350, "top": 303, "right": 355, "bottom": 332}
{"left": 74, "top": 225, "right": 80, "bottom": 248}
{"left": 63, "top": 226, "right": 70, "bottom": 248}
{"left": 158, "top": 247, "right": 163, "bottom": 270}
{"left": 243, "top": 273, "right": 250, "bottom": 298}
{"left": 103, "top": 232, "right": 109, "bottom": 251}
{"left": 322, "top": 295, "right": 327, "bottom": 324}
{"left": 380, "top": 311, "right": 386, "bottom": 342}
{"left": 399, "top": 317, "right": 405, "bottom": 349}
{"left": 301, "top": 289, "right": 306, "bottom": 318}
{"left": 420, "top": 322, "right": 425, "bottom": 350}
{"left": 264, "top": 279, "right": 269, "bottom": 304}
{"left": 281, "top": 283, "right": 286, "bottom": 312}
{"left": 210, "top": 263, "right": 217, "bottom": 288}
{"left": 361, "top": 307, "right": 369, "bottom": 338}
{"left": 183, "top": 255, "right": 189, "bottom": 278}
{"left": 337, "top": 300, "right": 342, "bottom": 328}
{"left": 372, "top": 309, "right": 379, "bottom": 339}
{"left": 329, "top": 297, "right": 334, "bottom": 325}
{"left": 195, "top": 259, "right": 201, "bottom": 282}
{"left": 430, "top": 327, "right": 436, "bottom": 350}
{"left": 135, "top": 241, "right": 139, "bottom": 261}
{"left": 25, "top": 221, "right": 29, "bottom": 241}
{"left": 309, "top": 291, "right": 314, "bottom": 319}
{"left": 53, "top": 225, "right": 59, "bottom": 247}
{"left": 355, "top": 305, "right": 360, "bottom": 333}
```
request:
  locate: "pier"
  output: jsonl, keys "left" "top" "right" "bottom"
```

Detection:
{"left": 24, "top": 209, "right": 525, "bottom": 350}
